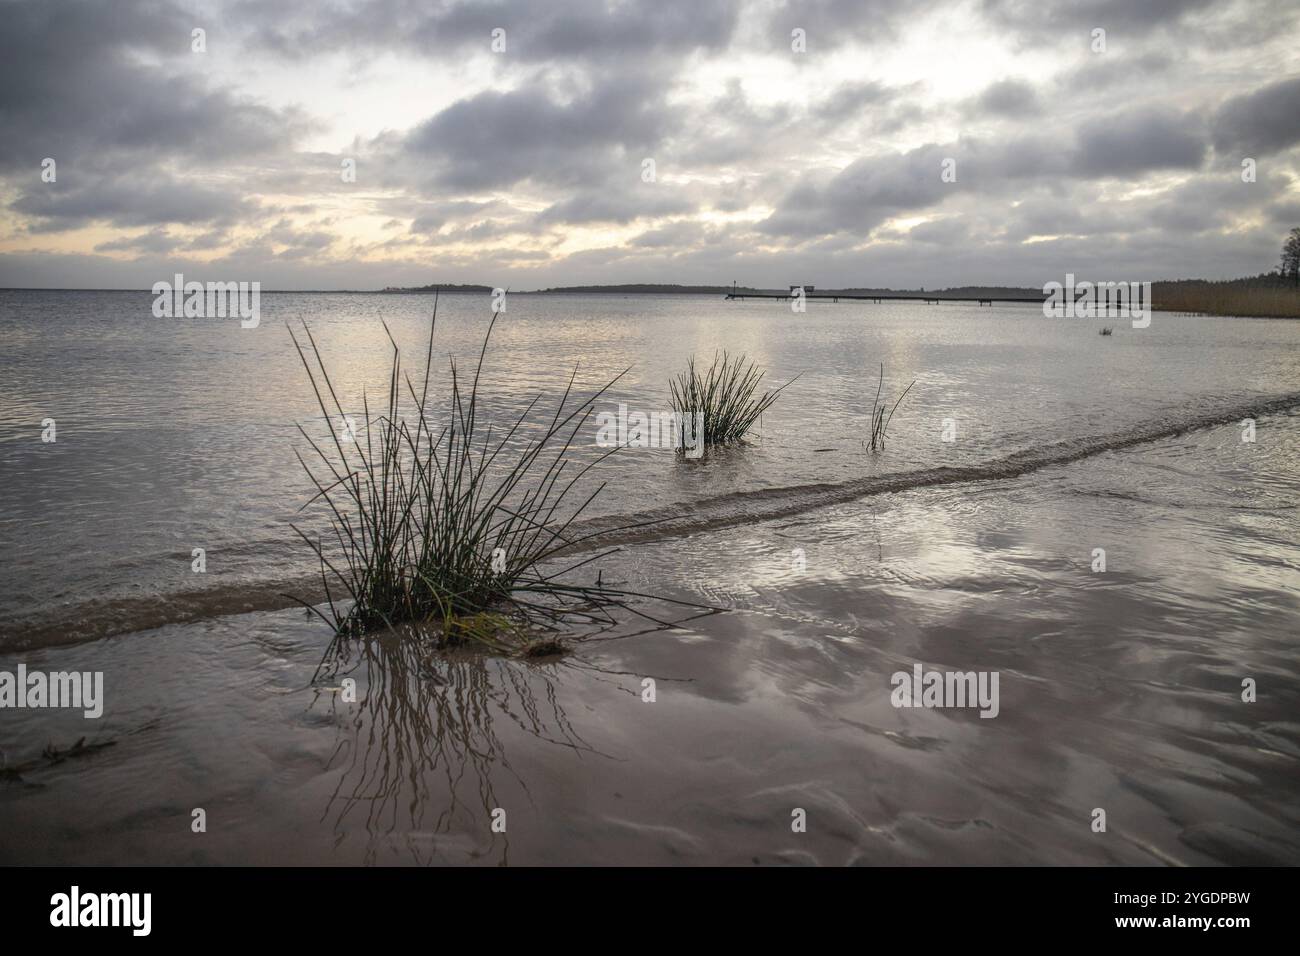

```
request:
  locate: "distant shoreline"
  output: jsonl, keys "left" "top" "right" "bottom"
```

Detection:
{"left": 3, "top": 280, "right": 1297, "bottom": 318}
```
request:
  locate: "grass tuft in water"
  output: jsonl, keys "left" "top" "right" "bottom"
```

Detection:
{"left": 866, "top": 363, "right": 915, "bottom": 452}
{"left": 288, "top": 297, "right": 706, "bottom": 650}
{"left": 668, "top": 351, "right": 795, "bottom": 447}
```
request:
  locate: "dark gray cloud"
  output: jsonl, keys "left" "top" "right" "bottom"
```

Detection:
{"left": 93, "top": 227, "right": 181, "bottom": 256}
{"left": 0, "top": 0, "right": 311, "bottom": 173}
{"left": 760, "top": 142, "right": 960, "bottom": 238}
{"left": 765, "top": 0, "right": 942, "bottom": 51}
{"left": 265, "top": 218, "right": 336, "bottom": 256}
{"left": 13, "top": 175, "right": 255, "bottom": 232}
{"left": 536, "top": 187, "right": 696, "bottom": 226}
{"left": 242, "top": 0, "right": 742, "bottom": 63}
{"left": 979, "top": 0, "right": 1217, "bottom": 37}
{"left": 1072, "top": 108, "right": 1207, "bottom": 177}
{"left": 1212, "top": 76, "right": 1300, "bottom": 158}
{"left": 397, "top": 72, "right": 670, "bottom": 191}
{"left": 407, "top": 200, "right": 507, "bottom": 235}
{"left": 974, "top": 79, "right": 1042, "bottom": 117}
{"left": 761, "top": 101, "right": 1223, "bottom": 242}
{"left": 1267, "top": 199, "right": 1300, "bottom": 224}
{"left": 1146, "top": 173, "right": 1291, "bottom": 234}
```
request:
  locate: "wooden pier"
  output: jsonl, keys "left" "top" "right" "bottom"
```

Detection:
{"left": 725, "top": 287, "right": 1046, "bottom": 306}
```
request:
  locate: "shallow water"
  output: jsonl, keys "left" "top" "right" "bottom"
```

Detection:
{"left": 1, "top": 291, "right": 1298, "bottom": 864}
{"left": 2, "top": 290, "right": 1299, "bottom": 643}
{"left": 2, "top": 419, "right": 1298, "bottom": 864}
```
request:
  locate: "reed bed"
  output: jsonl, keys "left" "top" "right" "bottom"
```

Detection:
{"left": 668, "top": 351, "right": 794, "bottom": 446}
{"left": 1152, "top": 282, "right": 1300, "bottom": 318}
{"left": 288, "top": 300, "right": 704, "bottom": 650}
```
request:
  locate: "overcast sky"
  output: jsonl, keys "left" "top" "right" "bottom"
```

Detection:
{"left": 2, "top": 0, "right": 1298, "bottom": 290}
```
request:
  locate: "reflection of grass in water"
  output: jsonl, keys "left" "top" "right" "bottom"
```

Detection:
{"left": 311, "top": 630, "right": 608, "bottom": 865}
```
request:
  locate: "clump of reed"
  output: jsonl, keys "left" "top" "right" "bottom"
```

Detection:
{"left": 1151, "top": 281, "right": 1300, "bottom": 318}
{"left": 865, "top": 363, "right": 915, "bottom": 451}
{"left": 289, "top": 300, "right": 698, "bottom": 650}
{"left": 668, "top": 351, "right": 794, "bottom": 447}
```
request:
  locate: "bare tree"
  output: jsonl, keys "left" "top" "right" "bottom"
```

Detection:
{"left": 1282, "top": 227, "right": 1300, "bottom": 286}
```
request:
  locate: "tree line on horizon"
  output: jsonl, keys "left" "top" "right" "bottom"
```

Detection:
{"left": 387, "top": 228, "right": 1300, "bottom": 309}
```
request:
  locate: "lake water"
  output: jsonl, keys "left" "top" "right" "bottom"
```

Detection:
{"left": 1, "top": 290, "right": 1298, "bottom": 864}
